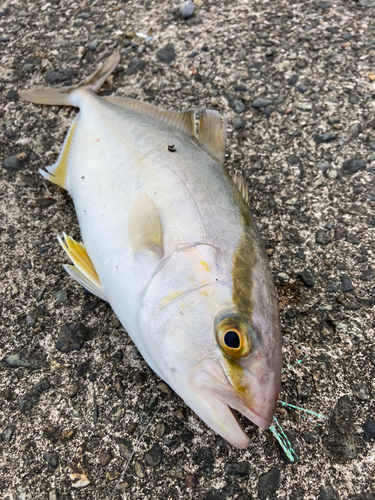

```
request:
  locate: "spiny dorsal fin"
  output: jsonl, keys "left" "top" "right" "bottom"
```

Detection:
{"left": 232, "top": 172, "right": 250, "bottom": 205}
{"left": 39, "top": 117, "right": 78, "bottom": 190}
{"left": 198, "top": 109, "right": 227, "bottom": 164}
{"left": 58, "top": 233, "right": 107, "bottom": 301}
{"left": 19, "top": 53, "right": 121, "bottom": 107}
{"left": 104, "top": 96, "right": 196, "bottom": 139}
{"left": 128, "top": 192, "right": 163, "bottom": 257}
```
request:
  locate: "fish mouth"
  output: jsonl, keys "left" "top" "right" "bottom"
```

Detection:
{"left": 225, "top": 397, "right": 274, "bottom": 431}
{"left": 188, "top": 358, "right": 278, "bottom": 448}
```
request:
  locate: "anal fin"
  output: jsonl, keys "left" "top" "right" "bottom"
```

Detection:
{"left": 39, "top": 118, "right": 78, "bottom": 190}
{"left": 58, "top": 233, "right": 107, "bottom": 301}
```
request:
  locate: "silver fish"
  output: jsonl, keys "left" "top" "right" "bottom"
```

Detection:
{"left": 20, "top": 53, "right": 281, "bottom": 448}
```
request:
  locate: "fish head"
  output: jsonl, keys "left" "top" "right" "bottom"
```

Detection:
{"left": 139, "top": 242, "right": 281, "bottom": 448}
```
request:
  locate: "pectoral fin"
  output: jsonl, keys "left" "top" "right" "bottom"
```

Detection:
{"left": 58, "top": 233, "right": 107, "bottom": 301}
{"left": 128, "top": 192, "right": 163, "bottom": 257}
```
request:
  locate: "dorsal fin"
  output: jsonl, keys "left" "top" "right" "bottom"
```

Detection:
{"left": 104, "top": 96, "right": 196, "bottom": 139}
{"left": 198, "top": 110, "right": 227, "bottom": 164}
{"left": 231, "top": 172, "right": 250, "bottom": 205}
{"left": 128, "top": 192, "right": 164, "bottom": 257}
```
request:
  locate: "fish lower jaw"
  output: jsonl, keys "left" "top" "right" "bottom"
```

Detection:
{"left": 228, "top": 401, "right": 274, "bottom": 431}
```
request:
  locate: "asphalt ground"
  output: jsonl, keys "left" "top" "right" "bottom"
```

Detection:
{"left": 0, "top": 0, "right": 374, "bottom": 499}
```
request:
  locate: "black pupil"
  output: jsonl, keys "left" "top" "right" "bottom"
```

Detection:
{"left": 224, "top": 331, "right": 240, "bottom": 349}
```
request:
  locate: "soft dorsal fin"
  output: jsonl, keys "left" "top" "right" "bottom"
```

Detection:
{"left": 58, "top": 233, "right": 107, "bottom": 301}
{"left": 104, "top": 97, "right": 227, "bottom": 164}
{"left": 104, "top": 96, "right": 196, "bottom": 139}
{"left": 198, "top": 110, "right": 227, "bottom": 164}
{"left": 128, "top": 192, "right": 163, "bottom": 257}
{"left": 231, "top": 172, "right": 250, "bottom": 205}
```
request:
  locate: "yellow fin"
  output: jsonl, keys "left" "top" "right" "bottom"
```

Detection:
{"left": 104, "top": 96, "right": 196, "bottom": 139}
{"left": 128, "top": 192, "right": 163, "bottom": 257}
{"left": 231, "top": 172, "right": 250, "bottom": 205}
{"left": 198, "top": 109, "right": 227, "bottom": 164}
{"left": 39, "top": 118, "right": 78, "bottom": 190}
{"left": 58, "top": 233, "right": 107, "bottom": 301}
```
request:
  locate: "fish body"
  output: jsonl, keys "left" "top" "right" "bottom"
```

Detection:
{"left": 20, "top": 54, "right": 282, "bottom": 448}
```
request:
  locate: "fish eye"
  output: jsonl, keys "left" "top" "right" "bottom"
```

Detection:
{"left": 215, "top": 314, "right": 253, "bottom": 359}
{"left": 223, "top": 330, "right": 240, "bottom": 349}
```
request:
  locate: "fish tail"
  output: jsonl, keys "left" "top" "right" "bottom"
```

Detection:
{"left": 18, "top": 52, "right": 121, "bottom": 107}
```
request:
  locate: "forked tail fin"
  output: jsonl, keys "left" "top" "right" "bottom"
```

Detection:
{"left": 19, "top": 52, "right": 120, "bottom": 106}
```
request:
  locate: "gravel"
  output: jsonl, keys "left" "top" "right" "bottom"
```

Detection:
{"left": 1, "top": 0, "right": 374, "bottom": 498}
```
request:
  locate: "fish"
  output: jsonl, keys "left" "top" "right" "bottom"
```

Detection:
{"left": 20, "top": 53, "right": 282, "bottom": 449}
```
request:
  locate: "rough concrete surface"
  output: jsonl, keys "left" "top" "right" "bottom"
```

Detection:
{"left": 0, "top": 0, "right": 375, "bottom": 499}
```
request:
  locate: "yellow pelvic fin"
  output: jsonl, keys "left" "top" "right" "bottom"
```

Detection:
{"left": 104, "top": 96, "right": 196, "bottom": 139}
{"left": 58, "top": 233, "right": 107, "bottom": 301}
{"left": 39, "top": 118, "right": 78, "bottom": 190}
{"left": 128, "top": 192, "right": 164, "bottom": 257}
{"left": 231, "top": 172, "right": 250, "bottom": 205}
{"left": 198, "top": 109, "right": 227, "bottom": 164}
{"left": 19, "top": 52, "right": 121, "bottom": 107}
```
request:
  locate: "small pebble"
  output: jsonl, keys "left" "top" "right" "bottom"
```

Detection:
{"left": 155, "top": 423, "right": 165, "bottom": 438}
{"left": 297, "top": 270, "right": 315, "bottom": 287}
{"left": 156, "top": 44, "right": 176, "bottom": 64}
{"left": 362, "top": 418, "right": 375, "bottom": 442}
{"left": 277, "top": 272, "right": 289, "bottom": 283}
{"left": 55, "top": 323, "right": 88, "bottom": 353}
{"left": 2, "top": 424, "right": 16, "bottom": 444}
{"left": 224, "top": 462, "right": 250, "bottom": 477}
{"left": 316, "top": 161, "right": 330, "bottom": 172}
{"left": 319, "top": 485, "right": 339, "bottom": 500}
{"left": 87, "top": 39, "right": 99, "bottom": 51}
{"left": 341, "top": 158, "right": 366, "bottom": 176}
{"left": 294, "top": 101, "right": 312, "bottom": 111}
{"left": 118, "top": 438, "right": 133, "bottom": 460}
{"left": 316, "top": 229, "right": 332, "bottom": 245}
{"left": 99, "top": 449, "right": 112, "bottom": 467}
{"left": 313, "top": 133, "right": 337, "bottom": 144}
{"left": 258, "top": 467, "right": 281, "bottom": 500}
{"left": 144, "top": 444, "right": 163, "bottom": 466}
{"left": 126, "top": 57, "right": 146, "bottom": 76}
{"left": 134, "top": 461, "right": 145, "bottom": 478}
{"left": 353, "top": 385, "right": 370, "bottom": 401}
{"left": 359, "top": 269, "right": 375, "bottom": 282}
{"left": 233, "top": 116, "right": 246, "bottom": 129}
{"left": 185, "top": 473, "right": 198, "bottom": 488}
{"left": 230, "top": 99, "right": 246, "bottom": 113}
{"left": 54, "top": 289, "right": 68, "bottom": 302}
{"left": 45, "top": 68, "right": 78, "bottom": 84}
{"left": 341, "top": 274, "right": 354, "bottom": 292}
{"left": 43, "top": 451, "right": 59, "bottom": 469}
{"left": 19, "top": 390, "right": 40, "bottom": 412}
{"left": 180, "top": 1, "right": 195, "bottom": 19}
{"left": 251, "top": 98, "right": 273, "bottom": 108}
{"left": 36, "top": 377, "right": 50, "bottom": 393}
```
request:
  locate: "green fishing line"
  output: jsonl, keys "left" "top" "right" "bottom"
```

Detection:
{"left": 269, "top": 416, "right": 298, "bottom": 462}
{"left": 277, "top": 400, "right": 325, "bottom": 420}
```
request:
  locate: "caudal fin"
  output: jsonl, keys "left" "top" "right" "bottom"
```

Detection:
{"left": 19, "top": 52, "right": 121, "bottom": 107}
